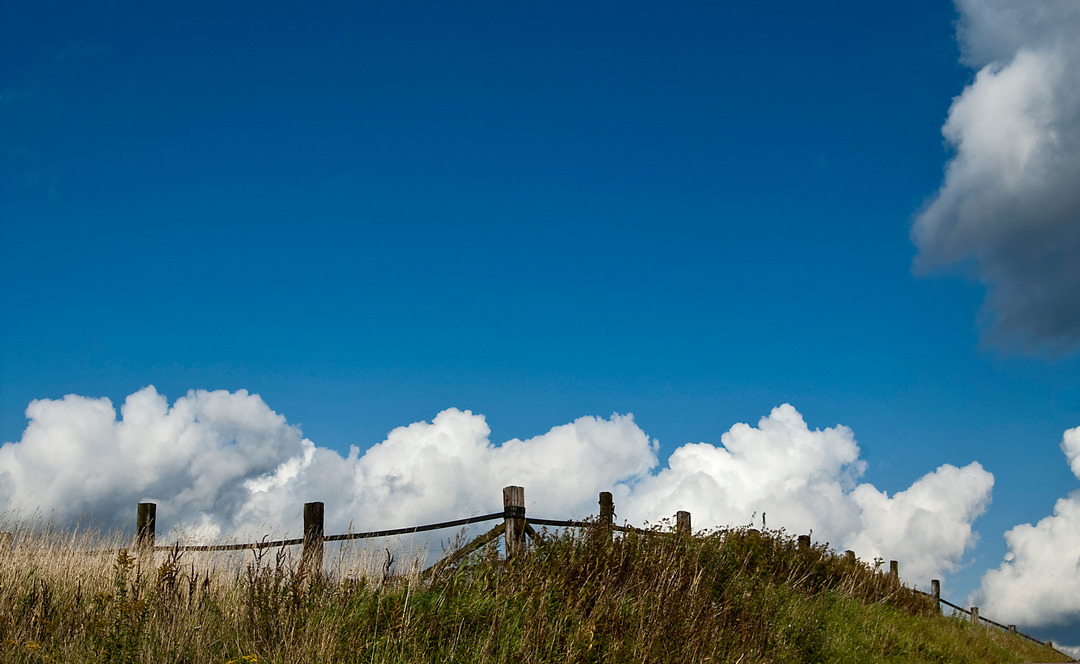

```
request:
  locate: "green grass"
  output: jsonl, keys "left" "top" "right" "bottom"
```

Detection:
{"left": 0, "top": 521, "right": 1071, "bottom": 663}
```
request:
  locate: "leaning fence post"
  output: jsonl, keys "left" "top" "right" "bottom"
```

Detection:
{"left": 676, "top": 511, "right": 691, "bottom": 536}
{"left": 970, "top": 607, "right": 979, "bottom": 625}
{"left": 889, "top": 560, "right": 899, "bottom": 578}
{"left": 137, "top": 502, "right": 156, "bottom": 551}
{"left": 503, "top": 486, "right": 526, "bottom": 560}
{"left": 302, "top": 501, "right": 324, "bottom": 577}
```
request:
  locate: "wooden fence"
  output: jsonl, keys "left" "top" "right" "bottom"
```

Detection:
{"left": 920, "top": 583, "right": 1064, "bottom": 652}
{"left": 2, "top": 485, "right": 1070, "bottom": 657}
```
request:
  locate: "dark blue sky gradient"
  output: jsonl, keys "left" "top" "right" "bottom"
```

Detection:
{"left": 3, "top": 1, "right": 1079, "bottom": 602}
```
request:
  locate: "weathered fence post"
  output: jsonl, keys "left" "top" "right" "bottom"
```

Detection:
{"left": 931, "top": 579, "right": 940, "bottom": 602}
{"left": 844, "top": 550, "right": 855, "bottom": 563}
{"left": 797, "top": 534, "right": 810, "bottom": 550}
{"left": 503, "top": 486, "right": 526, "bottom": 560}
{"left": 676, "top": 510, "right": 691, "bottom": 536}
{"left": 302, "top": 501, "right": 324, "bottom": 577}
{"left": 1008, "top": 625, "right": 1016, "bottom": 634}
{"left": 970, "top": 607, "right": 979, "bottom": 625}
{"left": 889, "top": 560, "right": 899, "bottom": 578}
{"left": 137, "top": 502, "right": 156, "bottom": 551}
{"left": 598, "top": 491, "right": 614, "bottom": 540}
{"left": 598, "top": 491, "right": 614, "bottom": 526}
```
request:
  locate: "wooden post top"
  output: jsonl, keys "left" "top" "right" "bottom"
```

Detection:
{"left": 300, "top": 501, "right": 325, "bottom": 578}
{"left": 136, "top": 502, "right": 156, "bottom": 550}
{"left": 503, "top": 486, "right": 526, "bottom": 560}
{"left": 676, "top": 510, "right": 691, "bottom": 535}
{"left": 303, "top": 502, "right": 325, "bottom": 534}
{"left": 503, "top": 486, "right": 525, "bottom": 515}
{"left": 598, "top": 491, "right": 614, "bottom": 525}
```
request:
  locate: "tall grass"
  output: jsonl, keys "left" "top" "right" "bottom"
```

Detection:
{"left": 0, "top": 520, "right": 1071, "bottom": 663}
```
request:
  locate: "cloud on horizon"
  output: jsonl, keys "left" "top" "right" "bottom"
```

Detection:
{"left": 974, "top": 426, "right": 1080, "bottom": 649}
{"left": 912, "top": 0, "right": 1080, "bottom": 355}
{"left": 0, "top": 387, "right": 993, "bottom": 586}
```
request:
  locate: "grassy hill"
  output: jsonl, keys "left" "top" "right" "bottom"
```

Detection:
{"left": 0, "top": 521, "right": 1072, "bottom": 663}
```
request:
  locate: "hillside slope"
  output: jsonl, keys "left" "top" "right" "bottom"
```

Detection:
{"left": 0, "top": 523, "right": 1073, "bottom": 663}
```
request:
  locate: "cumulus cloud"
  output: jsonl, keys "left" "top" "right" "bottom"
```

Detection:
{"left": 622, "top": 405, "right": 992, "bottom": 583}
{"left": 0, "top": 388, "right": 310, "bottom": 540}
{"left": 0, "top": 387, "right": 658, "bottom": 543}
{"left": 235, "top": 403, "right": 659, "bottom": 544}
{"left": 1, "top": 387, "right": 991, "bottom": 584}
{"left": 845, "top": 463, "right": 993, "bottom": 583}
{"left": 912, "top": 0, "right": 1080, "bottom": 354}
{"left": 974, "top": 426, "right": 1080, "bottom": 649}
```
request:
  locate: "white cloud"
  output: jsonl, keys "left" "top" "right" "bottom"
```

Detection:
{"left": 974, "top": 426, "right": 1080, "bottom": 649}
{"left": 622, "top": 405, "right": 992, "bottom": 583}
{"left": 233, "top": 405, "right": 659, "bottom": 542}
{"left": 623, "top": 404, "right": 865, "bottom": 538}
{"left": 0, "top": 388, "right": 309, "bottom": 540}
{"left": 1063, "top": 426, "right": 1080, "bottom": 478}
{"left": 912, "top": 0, "right": 1080, "bottom": 354}
{"left": 0, "top": 388, "right": 991, "bottom": 585}
{"left": 0, "top": 387, "right": 658, "bottom": 543}
{"left": 846, "top": 462, "right": 993, "bottom": 584}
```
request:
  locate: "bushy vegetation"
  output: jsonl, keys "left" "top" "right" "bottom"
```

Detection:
{"left": 0, "top": 521, "right": 1070, "bottom": 663}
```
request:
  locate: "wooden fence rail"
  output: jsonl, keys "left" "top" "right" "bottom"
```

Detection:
{"left": 0, "top": 485, "right": 1070, "bottom": 658}
{"left": 925, "top": 593, "right": 1059, "bottom": 649}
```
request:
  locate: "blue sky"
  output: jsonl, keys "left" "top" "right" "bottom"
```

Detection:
{"left": 3, "top": 0, "right": 1080, "bottom": 647}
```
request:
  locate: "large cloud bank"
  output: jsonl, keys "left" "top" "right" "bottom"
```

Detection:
{"left": 1, "top": 387, "right": 992, "bottom": 584}
{"left": 975, "top": 426, "right": 1080, "bottom": 650}
{"left": 912, "top": 0, "right": 1080, "bottom": 354}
